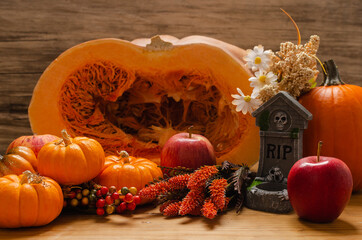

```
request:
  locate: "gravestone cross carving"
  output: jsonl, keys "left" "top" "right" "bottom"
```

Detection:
{"left": 252, "top": 91, "right": 312, "bottom": 179}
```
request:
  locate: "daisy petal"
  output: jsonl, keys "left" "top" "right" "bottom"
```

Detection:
{"left": 231, "top": 94, "right": 242, "bottom": 99}
{"left": 236, "top": 88, "right": 244, "bottom": 96}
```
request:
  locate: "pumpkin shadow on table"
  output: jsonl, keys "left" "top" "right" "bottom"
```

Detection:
{"left": 298, "top": 218, "right": 358, "bottom": 236}
{"left": 0, "top": 212, "right": 104, "bottom": 240}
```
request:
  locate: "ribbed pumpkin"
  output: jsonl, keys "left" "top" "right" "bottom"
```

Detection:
{"left": 0, "top": 146, "right": 37, "bottom": 176}
{"left": 0, "top": 171, "right": 63, "bottom": 228}
{"left": 28, "top": 35, "right": 260, "bottom": 166}
{"left": 95, "top": 151, "right": 163, "bottom": 191}
{"left": 299, "top": 60, "right": 362, "bottom": 191}
{"left": 37, "top": 130, "right": 105, "bottom": 185}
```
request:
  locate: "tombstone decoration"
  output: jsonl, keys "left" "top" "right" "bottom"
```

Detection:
{"left": 245, "top": 91, "right": 312, "bottom": 214}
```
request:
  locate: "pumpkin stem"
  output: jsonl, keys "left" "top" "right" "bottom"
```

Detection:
{"left": 188, "top": 125, "right": 194, "bottom": 138}
{"left": 281, "top": 8, "right": 301, "bottom": 45}
{"left": 322, "top": 60, "right": 345, "bottom": 86}
{"left": 20, "top": 170, "right": 44, "bottom": 185}
{"left": 117, "top": 150, "right": 130, "bottom": 163}
{"left": 61, "top": 129, "right": 72, "bottom": 146}
{"left": 317, "top": 141, "right": 323, "bottom": 162}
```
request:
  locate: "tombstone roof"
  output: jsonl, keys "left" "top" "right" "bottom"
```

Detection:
{"left": 252, "top": 91, "right": 312, "bottom": 121}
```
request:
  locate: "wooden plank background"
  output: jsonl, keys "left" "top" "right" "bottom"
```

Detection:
{"left": 0, "top": 0, "right": 361, "bottom": 153}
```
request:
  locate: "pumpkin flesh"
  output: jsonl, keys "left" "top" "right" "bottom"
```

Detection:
{"left": 29, "top": 36, "right": 259, "bottom": 165}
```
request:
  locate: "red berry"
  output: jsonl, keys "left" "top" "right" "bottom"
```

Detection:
{"left": 96, "top": 208, "right": 105, "bottom": 216}
{"left": 75, "top": 189, "right": 81, "bottom": 193}
{"left": 68, "top": 191, "right": 76, "bottom": 199}
{"left": 96, "top": 190, "right": 102, "bottom": 197}
{"left": 96, "top": 198, "right": 105, "bottom": 208}
{"left": 105, "top": 195, "right": 114, "bottom": 205}
{"left": 133, "top": 195, "right": 141, "bottom": 205}
{"left": 124, "top": 193, "right": 133, "bottom": 203}
{"left": 101, "top": 186, "right": 109, "bottom": 195}
{"left": 117, "top": 202, "right": 127, "bottom": 213}
{"left": 127, "top": 202, "right": 136, "bottom": 211}
{"left": 111, "top": 192, "right": 119, "bottom": 200}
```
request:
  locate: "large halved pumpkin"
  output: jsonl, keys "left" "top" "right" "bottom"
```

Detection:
{"left": 28, "top": 35, "right": 259, "bottom": 165}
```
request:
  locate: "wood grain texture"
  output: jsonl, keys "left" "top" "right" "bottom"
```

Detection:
{"left": 0, "top": 0, "right": 361, "bottom": 149}
{"left": 0, "top": 192, "right": 361, "bottom": 239}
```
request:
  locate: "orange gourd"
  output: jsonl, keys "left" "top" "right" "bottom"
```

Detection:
{"left": 0, "top": 146, "right": 37, "bottom": 176}
{"left": 28, "top": 35, "right": 260, "bottom": 166}
{"left": 299, "top": 60, "right": 362, "bottom": 191}
{"left": 0, "top": 171, "right": 63, "bottom": 228}
{"left": 96, "top": 151, "right": 163, "bottom": 191}
{"left": 37, "top": 130, "right": 105, "bottom": 185}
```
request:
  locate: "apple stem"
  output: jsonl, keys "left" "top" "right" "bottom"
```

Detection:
{"left": 317, "top": 141, "right": 323, "bottom": 162}
{"left": 188, "top": 125, "right": 194, "bottom": 138}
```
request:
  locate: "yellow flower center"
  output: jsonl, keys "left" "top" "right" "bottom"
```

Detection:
{"left": 244, "top": 95, "right": 251, "bottom": 102}
{"left": 254, "top": 57, "right": 262, "bottom": 65}
{"left": 259, "top": 75, "right": 267, "bottom": 83}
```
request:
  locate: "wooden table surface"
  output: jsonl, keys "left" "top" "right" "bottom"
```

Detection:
{"left": 0, "top": 192, "right": 361, "bottom": 240}
{"left": 0, "top": 0, "right": 361, "bottom": 239}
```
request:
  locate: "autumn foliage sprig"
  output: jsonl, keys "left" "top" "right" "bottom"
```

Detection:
{"left": 139, "top": 162, "right": 255, "bottom": 219}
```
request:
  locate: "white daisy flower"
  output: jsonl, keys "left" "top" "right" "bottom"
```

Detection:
{"left": 244, "top": 45, "right": 272, "bottom": 72}
{"left": 249, "top": 70, "right": 278, "bottom": 92}
{"left": 231, "top": 88, "right": 262, "bottom": 114}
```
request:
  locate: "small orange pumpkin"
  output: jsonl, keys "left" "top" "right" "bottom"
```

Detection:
{"left": 0, "top": 171, "right": 63, "bottom": 228}
{"left": 37, "top": 129, "right": 105, "bottom": 185}
{"left": 96, "top": 151, "right": 163, "bottom": 191}
{"left": 0, "top": 146, "right": 37, "bottom": 177}
{"left": 299, "top": 60, "right": 362, "bottom": 191}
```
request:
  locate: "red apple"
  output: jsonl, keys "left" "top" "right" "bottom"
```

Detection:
{"left": 288, "top": 144, "right": 353, "bottom": 223}
{"left": 160, "top": 132, "right": 216, "bottom": 169}
{"left": 7, "top": 134, "right": 60, "bottom": 157}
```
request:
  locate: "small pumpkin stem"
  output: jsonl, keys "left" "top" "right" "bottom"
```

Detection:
{"left": 317, "top": 141, "right": 323, "bottom": 162}
{"left": 322, "top": 60, "right": 345, "bottom": 86}
{"left": 20, "top": 170, "right": 43, "bottom": 185}
{"left": 61, "top": 129, "right": 72, "bottom": 146}
{"left": 118, "top": 150, "right": 130, "bottom": 163}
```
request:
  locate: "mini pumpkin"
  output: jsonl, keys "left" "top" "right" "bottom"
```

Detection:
{"left": 0, "top": 146, "right": 37, "bottom": 176}
{"left": 95, "top": 151, "right": 163, "bottom": 191}
{"left": 37, "top": 129, "right": 105, "bottom": 185}
{"left": 0, "top": 171, "right": 63, "bottom": 228}
{"left": 299, "top": 60, "right": 362, "bottom": 191}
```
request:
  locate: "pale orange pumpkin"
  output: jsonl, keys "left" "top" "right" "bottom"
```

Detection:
{"left": 95, "top": 151, "right": 163, "bottom": 191}
{"left": 28, "top": 35, "right": 260, "bottom": 166}
{"left": 37, "top": 130, "right": 105, "bottom": 185}
{"left": 0, "top": 146, "right": 37, "bottom": 176}
{"left": 0, "top": 171, "right": 63, "bottom": 228}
